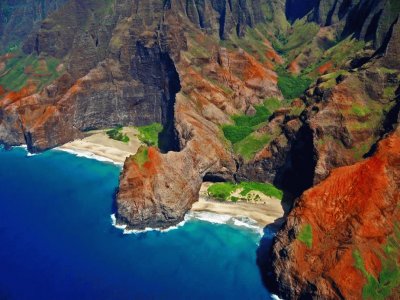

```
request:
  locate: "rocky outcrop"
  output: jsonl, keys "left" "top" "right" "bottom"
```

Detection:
{"left": 116, "top": 3, "right": 284, "bottom": 229}
{"left": 268, "top": 126, "right": 400, "bottom": 299}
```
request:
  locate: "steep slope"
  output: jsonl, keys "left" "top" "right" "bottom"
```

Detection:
{"left": 0, "top": 0, "right": 68, "bottom": 51}
{"left": 116, "top": 1, "right": 285, "bottom": 229}
{"left": 0, "top": 0, "right": 398, "bottom": 232}
{"left": 268, "top": 126, "right": 400, "bottom": 299}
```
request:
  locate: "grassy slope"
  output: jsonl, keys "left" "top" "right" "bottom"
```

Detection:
{"left": 222, "top": 98, "right": 281, "bottom": 161}
{"left": 0, "top": 52, "right": 62, "bottom": 92}
{"left": 353, "top": 224, "right": 400, "bottom": 299}
{"left": 298, "top": 223, "right": 313, "bottom": 248}
{"left": 207, "top": 181, "right": 283, "bottom": 202}
{"left": 137, "top": 123, "right": 163, "bottom": 147}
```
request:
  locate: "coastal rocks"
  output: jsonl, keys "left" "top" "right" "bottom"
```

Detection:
{"left": 117, "top": 147, "right": 203, "bottom": 229}
{"left": 116, "top": 92, "right": 237, "bottom": 229}
{"left": 115, "top": 6, "right": 284, "bottom": 228}
{"left": 268, "top": 126, "right": 400, "bottom": 299}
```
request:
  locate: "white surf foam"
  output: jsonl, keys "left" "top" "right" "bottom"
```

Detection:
{"left": 26, "top": 152, "right": 38, "bottom": 157}
{"left": 186, "top": 211, "right": 233, "bottom": 224}
{"left": 186, "top": 211, "right": 263, "bottom": 235}
{"left": 111, "top": 211, "right": 263, "bottom": 235}
{"left": 56, "top": 148, "right": 123, "bottom": 167}
{"left": 110, "top": 214, "right": 186, "bottom": 235}
{"left": 14, "top": 145, "right": 28, "bottom": 150}
{"left": 271, "top": 294, "right": 284, "bottom": 300}
{"left": 12, "top": 145, "right": 39, "bottom": 157}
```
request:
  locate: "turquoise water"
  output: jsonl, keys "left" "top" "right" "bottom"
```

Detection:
{"left": 0, "top": 147, "right": 274, "bottom": 299}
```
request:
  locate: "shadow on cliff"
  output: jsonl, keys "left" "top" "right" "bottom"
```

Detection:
{"left": 158, "top": 52, "right": 181, "bottom": 153}
{"left": 256, "top": 216, "right": 285, "bottom": 296}
{"left": 256, "top": 122, "right": 317, "bottom": 295}
{"left": 111, "top": 188, "right": 118, "bottom": 215}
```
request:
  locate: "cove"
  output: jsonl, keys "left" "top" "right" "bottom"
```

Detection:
{"left": 0, "top": 147, "right": 274, "bottom": 299}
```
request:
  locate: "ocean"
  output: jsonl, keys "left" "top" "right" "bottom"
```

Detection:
{"left": 0, "top": 146, "right": 275, "bottom": 299}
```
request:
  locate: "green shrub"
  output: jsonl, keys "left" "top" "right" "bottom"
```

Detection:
{"left": 298, "top": 223, "right": 313, "bottom": 248}
{"left": 207, "top": 181, "right": 283, "bottom": 202}
{"left": 222, "top": 99, "right": 281, "bottom": 157}
{"left": 132, "top": 146, "right": 149, "bottom": 167}
{"left": 264, "top": 97, "right": 282, "bottom": 113}
{"left": 282, "top": 19, "right": 319, "bottom": 52}
{"left": 353, "top": 225, "right": 400, "bottom": 300}
{"left": 106, "top": 126, "right": 129, "bottom": 143}
{"left": 233, "top": 134, "right": 271, "bottom": 161}
{"left": 239, "top": 182, "right": 283, "bottom": 200}
{"left": 351, "top": 105, "right": 371, "bottom": 117}
{"left": 233, "top": 106, "right": 271, "bottom": 127}
{"left": 277, "top": 68, "right": 312, "bottom": 99}
{"left": 222, "top": 125, "right": 253, "bottom": 144}
{"left": 207, "top": 182, "right": 237, "bottom": 201}
{"left": 0, "top": 51, "right": 62, "bottom": 92}
{"left": 137, "top": 123, "right": 163, "bottom": 147}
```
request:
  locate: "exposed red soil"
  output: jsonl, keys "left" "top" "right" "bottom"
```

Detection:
{"left": 272, "top": 128, "right": 400, "bottom": 299}
{"left": 317, "top": 61, "right": 333, "bottom": 74}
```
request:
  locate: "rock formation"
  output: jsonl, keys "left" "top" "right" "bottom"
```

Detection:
{"left": 0, "top": 1, "right": 399, "bottom": 296}
{"left": 268, "top": 126, "right": 400, "bottom": 299}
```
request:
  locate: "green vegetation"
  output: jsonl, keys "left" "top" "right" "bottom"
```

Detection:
{"left": 228, "top": 26, "right": 270, "bottom": 62}
{"left": 233, "top": 133, "right": 271, "bottom": 161}
{"left": 0, "top": 52, "right": 62, "bottom": 91}
{"left": 207, "top": 182, "right": 237, "bottom": 201}
{"left": 383, "top": 86, "right": 396, "bottom": 99}
{"left": 352, "top": 142, "right": 370, "bottom": 160}
{"left": 318, "top": 70, "right": 350, "bottom": 90}
{"left": 271, "top": 18, "right": 319, "bottom": 55}
{"left": 132, "top": 146, "right": 149, "bottom": 167}
{"left": 277, "top": 68, "right": 312, "bottom": 99}
{"left": 222, "top": 98, "right": 281, "bottom": 160}
{"left": 323, "top": 37, "right": 366, "bottom": 67}
{"left": 297, "top": 223, "right": 313, "bottom": 248}
{"left": 351, "top": 104, "right": 371, "bottom": 117}
{"left": 137, "top": 123, "right": 163, "bottom": 147}
{"left": 106, "top": 125, "right": 130, "bottom": 143}
{"left": 222, "top": 125, "right": 254, "bottom": 144}
{"left": 207, "top": 181, "right": 283, "bottom": 202}
{"left": 238, "top": 182, "right": 283, "bottom": 200}
{"left": 282, "top": 19, "right": 319, "bottom": 52}
{"left": 353, "top": 225, "right": 400, "bottom": 300}
{"left": 298, "top": 37, "right": 365, "bottom": 77}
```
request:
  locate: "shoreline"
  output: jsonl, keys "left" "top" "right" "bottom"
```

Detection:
{"left": 58, "top": 128, "right": 141, "bottom": 165}
{"left": 191, "top": 196, "right": 284, "bottom": 229}
{"left": 18, "top": 140, "right": 285, "bottom": 232}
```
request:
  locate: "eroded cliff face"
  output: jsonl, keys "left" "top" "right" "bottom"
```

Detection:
{"left": 116, "top": 1, "right": 285, "bottom": 229}
{"left": 0, "top": 0, "right": 68, "bottom": 51}
{"left": 0, "top": 0, "right": 285, "bottom": 227}
{"left": 268, "top": 126, "right": 400, "bottom": 299}
{"left": 1, "top": 8, "right": 400, "bottom": 293}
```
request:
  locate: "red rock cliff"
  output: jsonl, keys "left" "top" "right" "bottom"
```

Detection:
{"left": 269, "top": 127, "right": 400, "bottom": 299}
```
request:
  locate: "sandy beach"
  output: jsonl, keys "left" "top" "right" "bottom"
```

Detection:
{"left": 59, "top": 128, "right": 141, "bottom": 164}
{"left": 192, "top": 182, "right": 285, "bottom": 228}
{"left": 59, "top": 131, "right": 285, "bottom": 228}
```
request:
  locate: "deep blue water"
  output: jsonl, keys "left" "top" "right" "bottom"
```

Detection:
{"left": 0, "top": 147, "right": 274, "bottom": 299}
